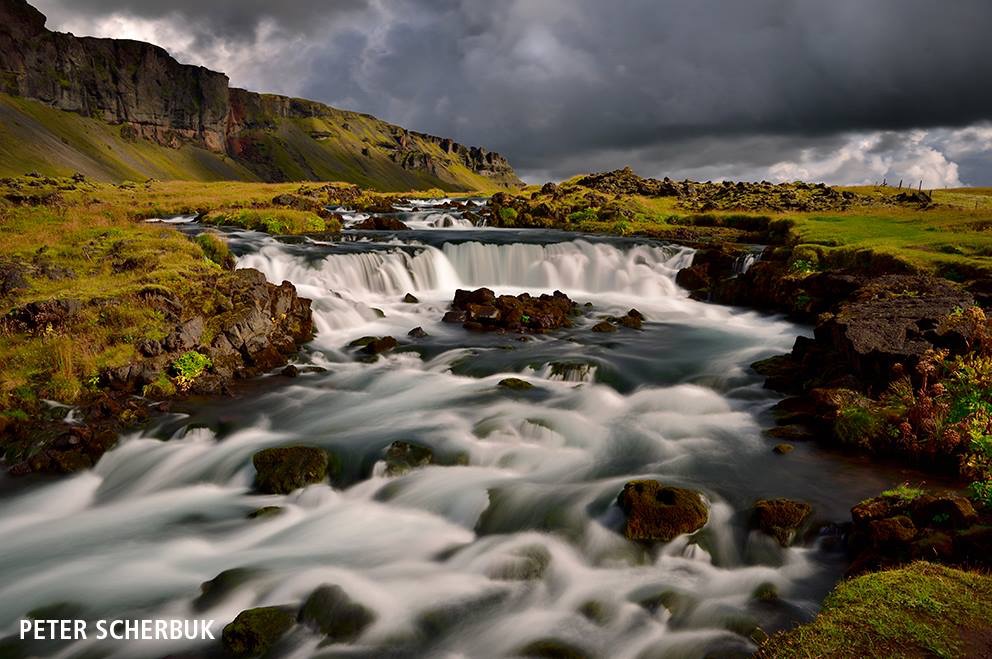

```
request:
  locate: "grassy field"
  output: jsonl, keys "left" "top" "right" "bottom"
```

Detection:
{"left": 512, "top": 181, "right": 992, "bottom": 278}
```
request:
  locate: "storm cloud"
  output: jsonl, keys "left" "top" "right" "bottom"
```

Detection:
{"left": 31, "top": 0, "right": 992, "bottom": 184}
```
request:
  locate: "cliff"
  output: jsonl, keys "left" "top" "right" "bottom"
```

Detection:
{"left": 0, "top": 0, "right": 521, "bottom": 190}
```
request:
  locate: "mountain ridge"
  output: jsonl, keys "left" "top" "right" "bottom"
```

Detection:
{"left": 0, "top": 0, "right": 521, "bottom": 189}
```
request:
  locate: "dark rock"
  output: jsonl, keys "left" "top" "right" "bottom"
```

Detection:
{"left": 136, "top": 338, "right": 162, "bottom": 357}
{"left": 351, "top": 216, "right": 410, "bottom": 231}
{"left": 164, "top": 316, "right": 205, "bottom": 352}
{"left": 516, "top": 638, "right": 593, "bottom": 659}
{"left": 498, "top": 378, "right": 534, "bottom": 391}
{"left": 617, "top": 480, "right": 708, "bottom": 542}
{"left": 3, "top": 298, "right": 82, "bottom": 333}
{"left": 676, "top": 264, "right": 711, "bottom": 292}
{"left": 0, "top": 260, "right": 29, "bottom": 297}
{"left": 591, "top": 320, "right": 617, "bottom": 333}
{"left": 618, "top": 310, "right": 643, "bottom": 329}
{"left": 383, "top": 441, "right": 434, "bottom": 476}
{"left": 403, "top": 293, "right": 419, "bottom": 303}
{"left": 407, "top": 326, "right": 428, "bottom": 338}
{"left": 298, "top": 585, "right": 376, "bottom": 642}
{"left": 772, "top": 443, "right": 794, "bottom": 454}
{"left": 360, "top": 336, "right": 398, "bottom": 355}
{"left": 222, "top": 606, "right": 295, "bottom": 658}
{"left": 487, "top": 544, "right": 552, "bottom": 581}
{"left": 752, "top": 498, "right": 812, "bottom": 547}
{"left": 194, "top": 568, "right": 260, "bottom": 612}
{"left": 252, "top": 446, "right": 329, "bottom": 494}
{"left": 247, "top": 506, "right": 284, "bottom": 519}
{"left": 279, "top": 364, "right": 299, "bottom": 377}
{"left": 816, "top": 275, "right": 975, "bottom": 391}
{"left": 448, "top": 288, "right": 577, "bottom": 333}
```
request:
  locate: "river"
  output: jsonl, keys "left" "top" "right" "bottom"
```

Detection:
{"left": 0, "top": 200, "right": 922, "bottom": 658}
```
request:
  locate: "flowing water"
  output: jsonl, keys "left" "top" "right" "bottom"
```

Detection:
{"left": 0, "top": 203, "right": 922, "bottom": 658}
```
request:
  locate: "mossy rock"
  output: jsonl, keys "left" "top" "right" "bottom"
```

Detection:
{"left": 516, "top": 638, "right": 592, "bottom": 659}
{"left": 498, "top": 377, "right": 534, "bottom": 391}
{"left": 617, "top": 480, "right": 708, "bottom": 542}
{"left": 194, "top": 567, "right": 262, "bottom": 612}
{"left": 486, "top": 544, "right": 552, "bottom": 581}
{"left": 297, "top": 584, "right": 376, "bottom": 643}
{"left": 752, "top": 498, "right": 812, "bottom": 547}
{"left": 247, "top": 505, "right": 284, "bottom": 520}
{"left": 252, "top": 446, "right": 328, "bottom": 494}
{"left": 383, "top": 440, "right": 434, "bottom": 476}
{"left": 222, "top": 606, "right": 295, "bottom": 658}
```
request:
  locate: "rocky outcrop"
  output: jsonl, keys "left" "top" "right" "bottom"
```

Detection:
{"left": 847, "top": 489, "right": 988, "bottom": 574}
{"left": 575, "top": 167, "right": 922, "bottom": 213}
{"left": 443, "top": 287, "right": 578, "bottom": 333}
{"left": 3, "top": 268, "right": 314, "bottom": 476}
{"left": 0, "top": 0, "right": 522, "bottom": 187}
{"left": 222, "top": 606, "right": 296, "bottom": 658}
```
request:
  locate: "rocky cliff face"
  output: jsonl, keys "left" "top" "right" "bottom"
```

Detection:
{"left": 0, "top": 0, "right": 521, "bottom": 188}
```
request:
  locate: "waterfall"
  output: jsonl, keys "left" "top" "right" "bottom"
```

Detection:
{"left": 240, "top": 239, "right": 695, "bottom": 299}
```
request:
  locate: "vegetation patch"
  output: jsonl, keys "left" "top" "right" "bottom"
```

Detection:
{"left": 201, "top": 207, "right": 331, "bottom": 235}
{"left": 759, "top": 562, "right": 992, "bottom": 658}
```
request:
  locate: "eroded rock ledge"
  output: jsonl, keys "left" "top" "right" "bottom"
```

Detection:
{"left": 1, "top": 268, "right": 313, "bottom": 476}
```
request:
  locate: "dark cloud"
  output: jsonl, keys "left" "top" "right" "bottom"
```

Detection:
{"left": 31, "top": 0, "right": 992, "bottom": 184}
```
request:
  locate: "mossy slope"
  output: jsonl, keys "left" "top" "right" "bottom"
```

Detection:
{"left": 759, "top": 562, "right": 992, "bottom": 658}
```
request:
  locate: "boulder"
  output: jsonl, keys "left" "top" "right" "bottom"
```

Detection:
{"left": 498, "top": 378, "right": 534, "bottom": 391}
{"left": 359, "top": 336, "right": 398, "bottom": 355}
{"left": 252, "top": 446, "right": 329, "bottom": 494}
{"left": 222, "top": 606, "right": 295, "bottom": 658}
{"left": 403, "top": 293, "right": 419, "bottom": 303}
{"left": 447, "top": 288, "right": 577, "bottom": 333}
{"left": 383, "top": 441, "right": 434, "bottom": 476}
{"left": 772, "top": 443, "right": 794, "bottom": 455}
{"left": 407, "top": 326, "right": 429, "bottom": 338}
{"left": 298, "top": 585, "right": 376, "bottom": 642}
{"left": 591, "top": 320, "right": 617, "bottom": 333}
{"left": 752, "top": 498, "right": 812, "bottom": 547}
{"left": 351, "top": 216, "right": 410, "bottom": 231}
{"left": 617, "top": 480, "right": 708, "bottom": 542}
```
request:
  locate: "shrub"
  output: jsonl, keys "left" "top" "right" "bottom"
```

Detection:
{"left": 567, "top": 208, "right": 598, "bottom": 224}
{"left": 171, "top": 350, "right": 211, "bottom": 389}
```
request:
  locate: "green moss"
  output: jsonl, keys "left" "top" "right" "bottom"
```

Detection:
{"left": 759, "top": 562, "right": 992, "bottom": 658}
{"left": 880, "top": 484, "right": 926, "bottom": 503}
{"left": 499, "top": 207, "right": 518, "bottom": 224}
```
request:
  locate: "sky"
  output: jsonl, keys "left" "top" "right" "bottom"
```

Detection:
{"left": 31, "top": 0, "right": 992, "bottom": 186}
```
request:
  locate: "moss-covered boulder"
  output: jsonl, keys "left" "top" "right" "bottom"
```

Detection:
{"left": 498, "top": 377, "right": 534, "bottom": 391}
{"left": 297, "top": 584, "right": 376, "bottom": 643}
{"left": 222, "top": 606, "right": 295, "bottom": 658}
{"left": 252, "top": 446, "right": 329, "bottom": 494}
{"left": 752, "top": 498, "right": 812, "bottom": 547}
{"left": 617, "top": 480, "right": 708, "bottom": 542}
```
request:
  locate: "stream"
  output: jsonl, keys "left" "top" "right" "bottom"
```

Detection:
{"left": 0, "top": 201, "right": 925, "bottom": 658}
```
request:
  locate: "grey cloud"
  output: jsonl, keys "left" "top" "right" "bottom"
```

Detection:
{"left": 31, "top": 0, "right": 992, "bottom": 184}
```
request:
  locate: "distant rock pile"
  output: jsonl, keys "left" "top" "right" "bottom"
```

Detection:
{"left": 575, "top": 167, "right": 933, "bottom": 213}
{"left": 443, "top": 287, "right": 578, "bottom": 333}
